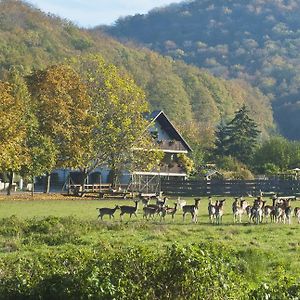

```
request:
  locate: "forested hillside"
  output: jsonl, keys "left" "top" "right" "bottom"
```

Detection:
{"left": 103, "top": 0, "right": 300, "bottom": 139}
{"left": 0, "top": 0, "right": 274, "bottom": 145}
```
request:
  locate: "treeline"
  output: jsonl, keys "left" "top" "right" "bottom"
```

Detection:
{"left": 0, "top": 55, "right": 162, "bottom": 194}
{"left": 0, "top": 0, "right": 275, "bottom": 144}
{"left": 199, "top": 106, "right": 300, "bottom": 179}
{"left": 104, "top": 0, "right": 300, "bottom": 139}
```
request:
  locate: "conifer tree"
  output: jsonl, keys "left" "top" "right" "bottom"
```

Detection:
{"left": 214, "top": 105, "right": 260, "bottom": 164}
{"left": 227, "top": 105, "right": 260, "bottom": 163}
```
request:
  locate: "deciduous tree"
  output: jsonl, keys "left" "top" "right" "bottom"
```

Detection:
{"left": 28, "top": 64, "right": 93, "bottom": 192}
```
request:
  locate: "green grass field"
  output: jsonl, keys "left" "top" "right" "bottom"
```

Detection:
{"left": 0, "top": 193, "right": 299, "bottom": 298}
{"left": 0, "top": 193, "right": 299, "bottom": 271}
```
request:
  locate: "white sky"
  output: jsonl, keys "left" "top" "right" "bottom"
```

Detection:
{"left": 27, "top": 0, "right": 184, "bottom": 27}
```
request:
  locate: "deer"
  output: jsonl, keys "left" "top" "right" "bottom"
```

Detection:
{"left": 274, "top": 198, "right": 292, "bottom": 224}
{"left": 232, "top": 198, "right": 247, "bottom": 223}
{"left": 140, "top": 197, "right": 150, "bottom": 207}
{"left": 96, "top": 205, "right": 120, "bottom": 221}
{"left": 215, "top": 199, "right": 226, "bottom": 225}
{"left": 264, "top": 197, "right": 277, "bottom": 223}
{"left": 176, "top": 197, "right": 187, "bottom": 210}
{"left": 183, "top": 198, "right": 200, "bottom": 223}
{"left": 156, "top": 196, "right": 168, "bottom": 208}
{"left": 245, "top": 205, "right": 253, "bottom": 222}
{"left": 208, "top": 197, "right": 217, "bottom": 224}
{"left": 232, "top": 197, "right": 246, "bottom": 222}
{"left": 120, "top": 200, "right": 139, "bottom": 220}
{"left": 251, "top": 199, "right": 266, "bottom": 224}
{"left": 294, "top": 207, "right": 300, "bottom": 224}
{"left": 160, "top": 203, "right": 178, "bottom": 221}
{"left": 143, "top": 206, "right": 159, "bottom": 220}
{"left": 284, "top": 205, "right": 292, "bottom": 225}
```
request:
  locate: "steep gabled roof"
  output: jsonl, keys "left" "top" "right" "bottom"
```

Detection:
{"left": 147, "top": 110, "right": 192, "bottom": 152}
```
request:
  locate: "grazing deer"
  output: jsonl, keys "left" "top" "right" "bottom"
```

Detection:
{"left": 294, "top": 207, "right": 300, "bottom": 224}
{"left": 120, "top": 201, "right": 139, "bottom": 220}
{"left": 183, "top": 198, "right": 200, "bottom": 223}
{"left": 160, "top": 203, "right": 178, "bottom": 221}
{"left": 143, "top": 206, "right": 159, "bottom": 220}
{"left": 96, "top": 205, "right": 120, "bottom": 221}
{"left": 215, "top": 199, "right": 226, "bottom": 225}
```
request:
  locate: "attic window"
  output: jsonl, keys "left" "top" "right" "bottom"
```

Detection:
{"left": 150, "top": 130, "right": 158, "bottom": 139}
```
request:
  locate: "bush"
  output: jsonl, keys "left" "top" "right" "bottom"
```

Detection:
{"left": 0, "top": 243, "right": 248, "bottom": 299}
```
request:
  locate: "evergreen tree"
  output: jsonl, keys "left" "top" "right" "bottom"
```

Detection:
{"left": 226, "top": 105, "right": 260, "bottom": 163}
{"left": 214, "top": 120, "right": 231, "bottom": 157}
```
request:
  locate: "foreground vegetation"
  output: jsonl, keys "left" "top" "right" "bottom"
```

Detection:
{"left": 0, "top": 195, "right": 299, "bottom": 299}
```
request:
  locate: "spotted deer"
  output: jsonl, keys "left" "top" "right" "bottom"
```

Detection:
{"left": 215, "top": 199, "right": 226, "bottom": 225}
{"left": 208, "top": 197, "right": 217, "bottom": 224}
{"left": 183, "top": 198, "right": 200, "bottom": 223}
{"left": 160, "top": 203, "right": 178, "bottom": 221}
{"left": 232, "top": 198, "right": 247, "bottom": 223}
{"left": 264, "top": 197, "right": 277, "bottom": 223}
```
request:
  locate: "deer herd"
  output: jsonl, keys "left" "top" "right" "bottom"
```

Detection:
{"left": 96, "top": 195, "right": 300, "bottom": 225}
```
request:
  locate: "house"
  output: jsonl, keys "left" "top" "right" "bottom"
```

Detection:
{"left": 37, "top": 110, "right": 192, "bottom": 193}
{"left": 128, "top": 110, "right": 192, "bottom": 193}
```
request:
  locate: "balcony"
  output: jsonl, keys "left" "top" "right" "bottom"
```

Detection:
{"left": 159, "top": 163, "right": 186, "bottom": 175}
{"left": 157, "top": 140, "right": 187, "bottom": 152}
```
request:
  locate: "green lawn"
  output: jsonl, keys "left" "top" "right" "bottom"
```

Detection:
{"left": 0, "top": 193, "right": 299, "bottom": 282}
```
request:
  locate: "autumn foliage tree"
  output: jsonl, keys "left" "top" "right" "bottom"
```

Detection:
{"left": 27, "top": 65, "right": 93, "bottom": 192}
{"left": 74, "top": 55, "right": 163, "bottom": 187}
{"left": 0, "top": 81, "right": 27, "bottom": 194}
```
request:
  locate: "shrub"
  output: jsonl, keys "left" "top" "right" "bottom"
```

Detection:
{"left": 0, "top": 243, "right": 249, "bottom": 299}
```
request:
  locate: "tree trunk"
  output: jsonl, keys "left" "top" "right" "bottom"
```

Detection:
{"left": 81, "top": 170, "right": 89, "bottom": 193}
{"left": 7, "top": 171, "right": 14, "bottom": 196}
{"left": 111, "top": 169, "right": 118, "bottom": 189}
{"left": 31, "top": 175, "right": 35, "bottom": 197}
{"left": 44, "top": 172, "right": 51, "bottom": 194}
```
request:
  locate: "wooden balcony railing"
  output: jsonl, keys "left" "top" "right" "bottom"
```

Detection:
{"left": 157, "top": 140, "right": 186, "bottom": 152}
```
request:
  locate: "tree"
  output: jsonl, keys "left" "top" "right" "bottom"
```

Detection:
{"left": 27, "top": 64, "right": 93, "bottom": 192}
{"left": 253, "top": 136, "right": 300, "bottom": 173}
{"left": 214, "top": 120, "right": 231, "bottom": 157}
{"left": 226, "top": 105, "right": 260, "bottom": 163}
{"left": 215, "top": 105, "right": 260, "bottom": 164}
{"left": 0, "top": 80, "right": 27, "bottom": 195}
{"left": 74, "top": 55, "right": 163, "bottom": 187}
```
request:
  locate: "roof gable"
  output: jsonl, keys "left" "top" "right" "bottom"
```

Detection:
{"left": 147, "top": 110, "right": 192, "bottom": 152}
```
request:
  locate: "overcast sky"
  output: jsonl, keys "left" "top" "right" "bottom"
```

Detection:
{"left": 27, "top": 0, "right": 183, "bottom": 27}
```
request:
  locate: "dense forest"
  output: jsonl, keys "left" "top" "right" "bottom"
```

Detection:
{"left": 0, "top": 0, "right": 274, "bottom": 147}
{"left": 103, "top": 0, "right": 300, "bottom": 139}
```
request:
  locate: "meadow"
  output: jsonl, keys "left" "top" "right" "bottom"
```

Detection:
{"left": 0, "top": 193, "right": 299, "bottom": 299}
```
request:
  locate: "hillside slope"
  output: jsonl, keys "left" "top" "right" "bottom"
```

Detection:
{"left": 0, "top": 0, "right": 274, "bottom": 140}
{"left": 103, "top": 0, "right": 300, "bottom": 139}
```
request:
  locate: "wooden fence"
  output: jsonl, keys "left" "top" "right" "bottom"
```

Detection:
{"left": 161, "top": 178, "right": 300, "bottom": 197}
